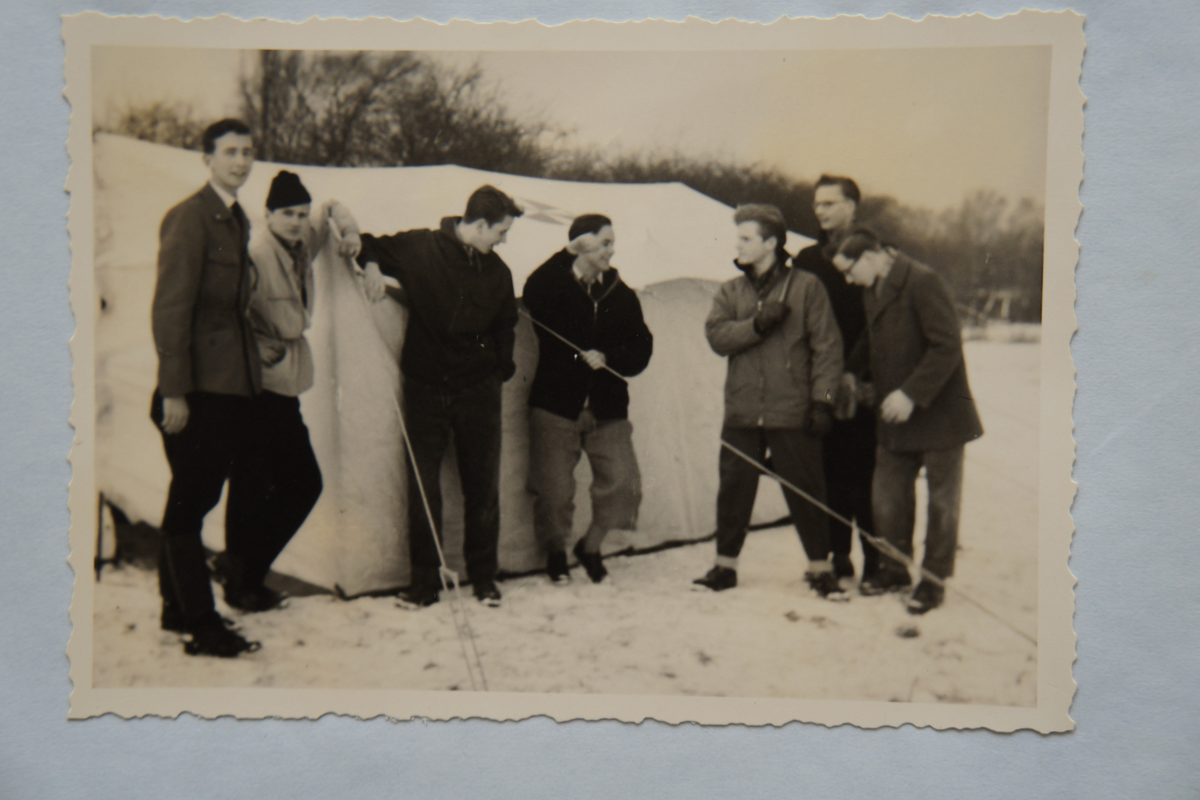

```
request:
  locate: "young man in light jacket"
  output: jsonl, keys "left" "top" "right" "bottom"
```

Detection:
{"left": 216, "top": 169, "right": 361, "bottom": 612}
{"left": 692, "top": 204, "right": 846, "bottom": 599}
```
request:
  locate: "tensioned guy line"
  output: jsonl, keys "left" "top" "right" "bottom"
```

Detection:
{"left": 520, "top": 308, "right": 1038, "bottom": 648}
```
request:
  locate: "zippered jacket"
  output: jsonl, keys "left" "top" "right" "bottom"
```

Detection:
{"left": 247, "top": 202, "right": 359, "bottom": 397}
{"left": 522, "top": 249, "right": 653, "bottom": 421}
{"left": 357, "top": 217, "right": 518, "bottom": 390}
{"left": 706, "top": 261, "right": 843, "bottom": 429}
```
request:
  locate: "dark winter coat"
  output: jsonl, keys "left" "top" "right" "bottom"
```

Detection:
{"left": 793, "top": 238, "right": 878, "bottom": 481}
{"left": 522, "top": 249, "right": 653, "bottom": 421}
{"left": 152, "top": 183, "right": 261, "bottom": 398}
{"left": 357, "top": 217, "right": 519, "bottom": 390}
{"left": 847, "top": 253, "right": 984, "bottom": 452}
{"left": 705, "top": 261, "right": 843, "bottom": 429}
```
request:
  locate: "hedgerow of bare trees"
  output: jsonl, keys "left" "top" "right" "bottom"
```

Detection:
{"left": 94, "top": 50, "right": 1045, "bottom": 321}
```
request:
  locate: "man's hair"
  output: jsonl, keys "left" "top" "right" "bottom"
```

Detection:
{"left": 202, "top": 119, "right": 253, "bottom": 155}
{"left": 464, "top": 185, "right": 524, "bottom": 226}
{"left": 815, "top": 174, "right": 862, "bottom": 205}
{"left": 836, "top": 227, "right": 886, "bottom": 261}
{"left": 733, "top": 203, "right": 788, "bottom": 252}
{"left": 568, "top": 214, "right": 613, "bottom": 241}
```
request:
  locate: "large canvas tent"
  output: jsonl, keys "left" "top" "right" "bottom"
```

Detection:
{"left": 93, "top": 133, "right": 816, "bottom": 595}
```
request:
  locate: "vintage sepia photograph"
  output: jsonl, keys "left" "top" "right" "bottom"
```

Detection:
{"left": 65, "top": 12, "right": 1081, "bottom": 729}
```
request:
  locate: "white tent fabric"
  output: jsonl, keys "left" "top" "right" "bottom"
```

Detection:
{"left": 93, "top": 134, "right": 815, "bottom": 594}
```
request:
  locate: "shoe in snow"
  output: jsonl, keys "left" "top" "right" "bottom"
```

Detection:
{"left": 183, "top": 614, "right": 260, "bottom": 658}
{"left": 573, "top": 540, "right": 608, "bottom": 584}
{"left": 547, "top": 551, "right": 571, "bottom": 585}
{"left": 859, "top": 569, "right": 912, "bottom": 596}
{"left": 692, "top": 566, "right": 737, "bottom": 592}
{"left": 805, "top": 570, "right": 850, "bottom": 602}
{"left": 473, "top": 579, "right": 503, "bottom": 608}
{"left": 906, "top": 580, "right": 945, "bottom": 615}
{"left": 396, "top": 583, "right": 440, "bottom": 609}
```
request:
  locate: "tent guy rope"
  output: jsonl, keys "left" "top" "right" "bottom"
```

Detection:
{"left": 521, "top": 308, "right": 1038, "bottom": 648}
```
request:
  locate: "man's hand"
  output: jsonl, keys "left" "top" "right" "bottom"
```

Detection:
{"left": 806, "top": 401, "right": 835, "bottom": 437}
{"left": 339, "top": 231, "right": 362, "bottom": 260}
{"left": 580, "top": 349, "right": 607, "bottom": 371}
{"left": 880, "top": 389, "right": 915, "bottom": 424}
{"left": 362, "top": 261, "right": 386, "bottom": 302}
{"left": 753, "top": 300, "right": 790, "bottom": 336}
{"left": 835, "top": 373, "right": 858, "bottom": 420}
{"left": 258, "top": 337, "right": 286, "bottom": 367}
{"left": 160, "top": 396, "right": 190, "bottom": 435}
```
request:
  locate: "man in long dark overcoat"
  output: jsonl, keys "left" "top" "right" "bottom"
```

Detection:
{"left": 833, "top": 228, "right": 984, "bottom": 614}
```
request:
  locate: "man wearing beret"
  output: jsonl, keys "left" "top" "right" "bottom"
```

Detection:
{"left": 833, "top": 228, "right": 984, "bottom": 614}
{"left": 150, "top": 119, "right": 261, "bottom": 657}
{"left": 359, "top": 186, "right": 522, "bottom": 609}
{"left": 693, "top": 204, "right": 847, "bottom": 600}
{"left": 522, "top": 214, "right": 654, "bottom": 585}
{"left": 214, "top": 170, "right": 361, "bottom": 614}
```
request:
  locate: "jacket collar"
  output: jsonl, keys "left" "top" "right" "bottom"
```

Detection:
{"left": 553, "top": 248, "right": 623, "bottom": 302}
{"left": 200, "top": 183, "right": 238, "bottom": 223}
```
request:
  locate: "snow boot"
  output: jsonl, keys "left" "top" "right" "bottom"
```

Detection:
{"left": 183, "top": 613, "right": 260, "bottom": 658}
{"left": 805, "top": 570, "right": 850, "bottom": 602}
{"left": 473, "top": 578, "right": 503, "bottom": 608}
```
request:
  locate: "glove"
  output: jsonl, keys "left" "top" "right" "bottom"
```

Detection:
{"left": 753, "top": 300, "right": 790, "bottom": 336}
{"left": 806, "top": 401, "right": 835, "bottom": 438}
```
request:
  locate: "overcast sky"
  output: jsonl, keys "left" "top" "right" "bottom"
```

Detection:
{"left": 93, "top": 45, "right": 1050, "bottom": 211}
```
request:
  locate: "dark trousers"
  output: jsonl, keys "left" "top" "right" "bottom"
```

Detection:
{"left": 151, "top": 390, "right": 252, "bottom": 625}
{"left": 824, "top": 413, "right": 880, "bottom": 575}
{"left": 403, "top": 376, "right": 503, "bottom": 586}
{"left": 872, "top": 445, "right": 965, "bottom": 580}
{"left": 716, "top": 426, "right": 830, "bottom": 562}
{"left": 224, "top": 391, "right": 323, "bottom": 588}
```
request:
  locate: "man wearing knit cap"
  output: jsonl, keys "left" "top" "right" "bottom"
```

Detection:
{"left": 150, "top": 119, "right": 260, "bottom": 657}
{"left": 358, "top": 185, "right": 522, "bottom": 609}
{"left": 523, "top": 214, "right": 654, "bottom": 584}
{"left": 213, "top": 170, "right": 361, "bottom": 613}
{"left": 692, "top": 203, "right": 846, "bottom": 600}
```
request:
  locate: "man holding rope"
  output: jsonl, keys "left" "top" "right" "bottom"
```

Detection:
{"left": 832, "top": 228, "right": 984, "bottom": 614}
{"left": 693, "top": 204, "right": 847, "bottom": 600}
{"left": 522, "top": 214, "right": 653, "bottom": 584}
{"left": 359, "top": 185, "right": 523, "bottom": 609}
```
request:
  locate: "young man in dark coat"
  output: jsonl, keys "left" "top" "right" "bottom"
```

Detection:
{"left": 791, "top": 175, "right": 881, "bottom": 586}
{"left": 522, "top": 215, "right": 654, "bottom": 584}
{"left": 693, "top": 204, "right": 846, "bottom": 599}
{"left": 833, "top": 229, "right": 984, "bottom": 614}
{"left": 150, "top": 119, "right": 261, "bottom": 657}
{"left": 358, "top": 185, "right": 522, "bottom": 609}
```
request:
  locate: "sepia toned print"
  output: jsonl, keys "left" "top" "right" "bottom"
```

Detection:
{"left": 65, "top": 12, "right": 1082, "bottom": 730}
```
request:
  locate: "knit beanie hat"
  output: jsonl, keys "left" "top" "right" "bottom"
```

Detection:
{"left": 266, "top": 170, "right": 312, "bottom": 211}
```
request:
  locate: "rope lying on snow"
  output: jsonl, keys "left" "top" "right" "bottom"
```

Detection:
{"left": 521, "top": 308, "right": 1038, "bottom": 648}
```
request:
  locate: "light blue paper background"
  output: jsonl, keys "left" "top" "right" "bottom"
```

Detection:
{"left": 3, "top": 1, "right": 1197, "bottom": 796}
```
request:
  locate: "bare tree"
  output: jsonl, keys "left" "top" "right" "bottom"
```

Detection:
{"left": 94, "top": 101, "right": 207, "bottom": 150}
{"left": 240, "top": 50, "right": 553, "bottom": 174}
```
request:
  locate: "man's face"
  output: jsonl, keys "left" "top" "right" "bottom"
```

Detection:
{"left": 475, "top": 216, "right": 514, "bottom": 254}
{"left": 813, "top": 184, "right": 856, "bottom": 233}
{"left": 204, "top": 132, "right": 255, "bottom": 194}
{"left": 575, "top": 225, "right": 616, "bottom": 273}
{"left": 735, "top": 221, "right": 774, "bottom": 267}
{"left": 266, "top": 204, "right": 311, "bottom": 246}
{"left": 833, "top": 249, "right": 884, "bottom": 287}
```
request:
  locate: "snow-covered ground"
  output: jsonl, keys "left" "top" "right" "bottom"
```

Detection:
{"left": 91, "top": 338, "right": 1039, "bottom": 705}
